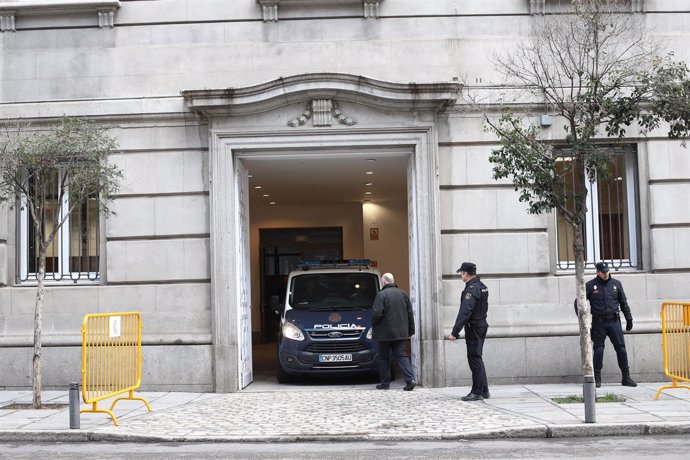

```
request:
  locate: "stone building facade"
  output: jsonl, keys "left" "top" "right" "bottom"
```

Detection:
{"left": 1, "top": 1, "right": 689, "bottom": 392}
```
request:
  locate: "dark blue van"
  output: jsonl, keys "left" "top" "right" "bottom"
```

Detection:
{"left": 273, "top": 260, "right": 381, "bottom": 383}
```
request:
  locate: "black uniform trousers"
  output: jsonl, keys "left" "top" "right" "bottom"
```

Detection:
{"left": 465, "top": 323, "right": 489, "bottom": 395}
{"left": 592, "top": 316, "right": 629, "bottom": 372}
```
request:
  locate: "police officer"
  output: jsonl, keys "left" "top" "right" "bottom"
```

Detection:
{"left": 448, "top": 262, "right": 490, "bottom": 401}
{"left": 587, "top": 261, "right": 636, "bottom": 388}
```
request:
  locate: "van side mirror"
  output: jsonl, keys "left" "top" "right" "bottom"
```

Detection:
{"left": 270, "top": 295, "right": 282, "bottom": 316}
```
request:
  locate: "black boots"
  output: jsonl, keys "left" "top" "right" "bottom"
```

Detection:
{"left": 621, "top": 368, "right": 637, "bottom": 387}
{"left": 595, "top": 369, "right": 637, "bottom": 387}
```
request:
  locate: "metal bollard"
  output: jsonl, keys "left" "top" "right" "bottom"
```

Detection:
{"left": 583, "top": 374, "right": 597, "bottom": 423}
{"left": 69, "top": 382, "right": 80, "bottom": 429}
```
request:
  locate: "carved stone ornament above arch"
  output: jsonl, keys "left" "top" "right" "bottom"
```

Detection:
{"left": 181, "top": 73, "right": 461, "bottom": 119}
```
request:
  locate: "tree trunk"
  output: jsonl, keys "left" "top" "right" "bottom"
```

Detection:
{"left": 32, "top": 245, "right": 46, "bottom": 409}
{"left": 573, "top": 214, "right": 597, "bottom": 422}
{"left": 573, "top": 222, "right": 594, "bottom": 377}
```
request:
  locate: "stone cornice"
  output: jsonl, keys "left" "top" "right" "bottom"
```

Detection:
{"left": 0, "top": 1, "right": 120, "bottom": 31}
{"left": 181, "top": 73, "right": 461, "bottom": 118}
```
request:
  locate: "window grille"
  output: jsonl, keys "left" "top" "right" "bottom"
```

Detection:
{"left": 555, "top": 147, "right": 640, "bottom": 271}
{"left": 18, "top": 171, "right": 100, "bottom": 283}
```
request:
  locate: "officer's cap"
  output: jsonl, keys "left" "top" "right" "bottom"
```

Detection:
{"left": 456, "top": 262, "right": 476, "bottom": 274}
{"left": 595, "top": 261, "right": 609, "bottom": 273}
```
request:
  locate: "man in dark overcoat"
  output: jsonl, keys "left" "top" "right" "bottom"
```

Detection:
{"left": 372, "top": 272, "right": 416, "bottom": 391}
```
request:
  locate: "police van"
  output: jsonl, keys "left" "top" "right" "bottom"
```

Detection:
{"left": 271, "top": 259, "right": 381, "bottom": 383}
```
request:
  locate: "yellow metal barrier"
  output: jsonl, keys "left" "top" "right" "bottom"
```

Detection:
{"left": 81, "top": 312, "right": 152, "bottom": 425}
{"left": 655, "top": 302, "right": 690, "bottom": 399}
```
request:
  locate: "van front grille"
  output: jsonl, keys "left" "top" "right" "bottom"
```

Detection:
{"left": 308, "top": 330, "right": 362, "bottom": 339}
{"left": 304, "top": 342, "right": 367, "bottom": 353}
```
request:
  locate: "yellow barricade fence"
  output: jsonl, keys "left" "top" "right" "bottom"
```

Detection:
{"left": 81, "top": 311, "right": 152, "bottom": 425}
{"left": 655, "top": 302, "right": 690, "bottom": 400}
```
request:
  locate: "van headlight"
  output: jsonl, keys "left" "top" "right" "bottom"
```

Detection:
{"left": 366, "top": 327, "right": 373, "bottom": 340}
{"left": 283, "top": 322, "right": 305, "bottom": 341}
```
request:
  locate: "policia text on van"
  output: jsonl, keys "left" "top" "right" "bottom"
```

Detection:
{"left": 272, "top": 260, "right": 381, "bottom": 382}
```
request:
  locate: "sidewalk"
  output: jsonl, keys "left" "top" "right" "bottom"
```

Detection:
{"left": 1, "top": 381, "right": 689, "bottom": 442}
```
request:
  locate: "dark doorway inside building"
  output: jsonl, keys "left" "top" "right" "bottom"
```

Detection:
{"left": 259, "top": 227, "right": 344, "bottom": 343}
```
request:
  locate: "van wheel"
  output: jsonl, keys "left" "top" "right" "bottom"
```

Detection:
{"left": 276, "top": 361, "right": 292, "bottom": 383}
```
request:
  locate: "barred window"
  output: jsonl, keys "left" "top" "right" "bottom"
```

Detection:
{"left": 556, "top": 147, "right": 640, "bottom": 271}
{"left": 18, "top": 171, "right": 100, "bottom": 282}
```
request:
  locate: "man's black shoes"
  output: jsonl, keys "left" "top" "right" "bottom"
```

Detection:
{"left": 403, "top": 381, "right": 417, "bottom": 391}
{"left": 482, "top": 391, "right": 490, "bottom": 399}
{"left": 461, "top": 392, "right": 483, "bottom": 401}
{"left": 376, "top": 384, "right": 390, "bottom": 390}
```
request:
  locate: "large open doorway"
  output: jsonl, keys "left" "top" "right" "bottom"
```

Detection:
{"left": 206, "top": 127, "right": 445, "bottom": 392}
{"left": 243, "top": 152, "right": 411, "bottom": 388}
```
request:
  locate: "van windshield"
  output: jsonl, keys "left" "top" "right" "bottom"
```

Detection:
{"left": 289, "top": 272, "right": 380, "bottom": 311}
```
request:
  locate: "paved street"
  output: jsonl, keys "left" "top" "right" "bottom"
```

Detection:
{"left": 3, "top": 436, "right": 690, "bottom": 460}
{"left": 1, "top": 381, "right": 690, "bottom": 442}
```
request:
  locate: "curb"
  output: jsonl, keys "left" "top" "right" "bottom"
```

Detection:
{"left": 1, "top": 423, "right": 690, "bottom": 443}
{"left": 547, "top": 422, "right": 690, "bottom": 438}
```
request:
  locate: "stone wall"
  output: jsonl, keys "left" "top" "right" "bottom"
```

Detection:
{"left": 1, "top": 1, "right": 689, "bottom": 390}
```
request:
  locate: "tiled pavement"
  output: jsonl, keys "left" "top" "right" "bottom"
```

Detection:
{"left": 1, "top": 381, "right": 689, "bottom": 442}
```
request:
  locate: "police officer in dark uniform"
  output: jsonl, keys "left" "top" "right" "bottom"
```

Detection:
{"left": 449, "top": 262, "right": 490, "bottom": 401}
{"left": 587, "top": 261, "right": 637, "bottom": 388}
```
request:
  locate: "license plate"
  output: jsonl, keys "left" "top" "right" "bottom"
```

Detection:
{"left": 319, "top": 354, "right": 352, "bottom": 362}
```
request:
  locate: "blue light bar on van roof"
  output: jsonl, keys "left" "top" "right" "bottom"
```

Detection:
{"left": 347, "top": 259, "right": 371, "bottom": 265}
{"left": 297, "top": 259, "right": 372, "bottom": 270}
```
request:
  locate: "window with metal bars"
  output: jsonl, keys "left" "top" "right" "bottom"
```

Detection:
{"left": 18, "top": 171, "right": 100, "bottom": 283}
{"left": 555, "top": 146, "right": 641, "bottom": 272}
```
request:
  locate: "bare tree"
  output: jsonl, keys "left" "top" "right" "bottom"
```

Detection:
{"left": 474, "top": 0, "right": 690, "bottom": 419}
{"left": 0, "top": 117, "right": 123, "bottom": 408}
